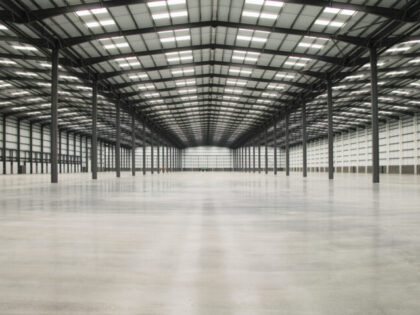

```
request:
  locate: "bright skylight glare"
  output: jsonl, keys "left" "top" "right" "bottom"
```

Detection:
{"left": 227, "top": 79, "right": 247, "bottom": 86}
{"left": 276, "top": 73, "right": 295, "bottom": 79}
{"left": 0, "top": 59, "right": 16, "bottom": 65}
{"left": 386, "top": 46, "right": 411, "bottom": 52}
{"left": 129, "top": 73, "right": 148, "bottom": 80}
{"left": 12, "top": 45, "right": 37, "bottom": 51}
{"left": 76, "top": 8, "right": 108, "bottom": 16}
{"left": 103, "top": 42, "right": 129, "bottom": 49}
{"left": 172, "top": 68, "right": 194, "bottom": 75}
{"left": 229, "top": 68, "right": 252, "bottom": 76}
{"left": 152, "top": 10, "right": 187, "bottom": 20}
{"left": 298, "top": 42, "right": 324, "bottom": 49}
{"left": 176, "top": 79, "right": 196, "bottom": 86}
{"left": 232, "top": 50, "right": 260, "bottom": 63}
{"left": 315, "top": 19, "right": 345, "bottom": 28}
{"left": 16, "top": 71, "right": 38, "bottom": 77}
{"left": 166, "top": 50, "right": 193, "bottom": 63}
{"left": 0, "top": 24, "right": 8, "bottom": 30}
{"left": 324, "top": 7, "right": 356, "bottom": 16}
{"left": 148, "top": 0, "right": 186, "bottom": 8}
{"left": 85, "top": 19, "right": 115, "bottom": 28}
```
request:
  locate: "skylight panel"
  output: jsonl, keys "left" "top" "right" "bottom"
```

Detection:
{"left": 237, "top": 29, "right": 270, "bottom": 43}
{"left": 0, "top": 24, "right": 7, "bottom": 30}
{"left": 386, "top": 46, "right": 411, "bottom": 53}
{"left": 11, "top": 91, "right": 29, "bottom": 96}
{"left": 324, "top": 7, "right": 356, "bottom": 16}
{"left": 298, "top": 42, "right": 324, "bottom": 49}
{"left": 129, "top": 73, "right": 148, "bottom": 80}
{"left": 171, "top": 68, "right": 194, "bottom": 75}
{"left": 276, "top": 73, "right": 295, "bottom": 79}
{"left": 138, "top": 84, "right": 155, "bottom": 90}
{"left": 315, "top": 19, "right": 345, "bottom": 28}
{"left": 76, "top": 8, "right": 108, "bottom": 16}
{"left": 115, "top": 57, "right": 140, "bottom": 67}
{"left": 285, "top": 56, "right": 310, "bottom": 67}
{"left": 85, "top": 19, "right": 115, "bottom": 28}
{"left": 152, "top": 10, "right": 187, "bottom": 20}
{"left": 176, "top": 79, "right": 196, "bottom": 86}
{"left": 60, "top": 75, "right": 79, "bottom": 81}
{"left": 245, "top": 0, "right": 284, "bottom": 7}
{"left": 225, "top": 88, "right": 243, "bottom": 94}
{"left": 261, "top": 92, "right": 277, "bottom": 97}
{"left": 267, "top": 83, "right": 284, "bottom": 89}
{"left": 226, "top": 79, "right": 247, "bottom": 86}
{"left": 103, "top": 42, "right": 129, "bottom": 50}
{"left": 229, "top": 68, "right": 252, "bottom": 76}
{"left": 16, "top": 71, "right": 38, "bottom": 77}
{"left": 12, "top": 45, "right": 37, "bottom": 51}
{"left": 144, "top": 92, "right": 160, "bottom": 98}
{"left": 232, "top": 50, "right": 260, "bottom": 63}
{"left": 148, "top": 0, "right": 186, "bottom": 8}
{"left": 178, "top": 88, "right": 197, "bottom": 94}
{"left": 166, "top": 50, "right": 193, "bottom": 63}
{"left": 159, "top": 29, "right": 191, "bottom": 43}
{"left": 0, "top": 59, "right": 16, "bottom": 65}
{"left": 385, "top": 70, "right": 408, "bottom": 76}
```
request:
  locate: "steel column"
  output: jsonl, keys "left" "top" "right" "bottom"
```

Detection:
{"left": 2, "top": 115, "right": 5, "bottom": 175}
{"left": 115, "top": 101, "right": 121, "bottom": 178}
{"left": 157, "top": 143, "right": 160, "bottom": 174}
{"left": 85, "top": 137, "right": 88, "bottom": 172}
{"left": 50, "top": 48, "right": 59, "bottom": 183}
{"left": 265, "top": 130, "right": 268, "bottom": 174}
{"left": 253, "top": 143, "right": 255, "bottom": 173}
{"left": 327, "top": 78, "right": 334, "bottom": 180}
{"left": 91, "top": 77, "right": 98, "bottom": 179}
{"left": 29, "top": 122, "right": 33, "bottom": 174}
{"left": 17, "top": 119, "right": 20, "bottom": 169}
{"left": 143, "top": 123, "right": 146, "bottom": 175}
{"left": 302, "top": 102, "right": 307, "bottom": 178}
{"left": 66, "top": 132, "right": 69, "bottom": 173}
{"left": 285, "top": 113, "right": 290, "bottom": 176}
{"left": 370, "top": 47, "right": 380, "bottom": 183}
{"left": 258, "top": 143, "right": 261, "bottom": 173}
{"left": 40, "top": 125, "right": 44, "bottom": 174}
{"left": 274, "top": 122, "right": 277, "bottom": 175}
{"left": 151, "top": 135, "right": 154, "bottom": 174}
{"left": 131, "top": 114, "right": 136, "bottom": 176}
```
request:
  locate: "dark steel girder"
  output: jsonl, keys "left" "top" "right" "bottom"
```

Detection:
{"left": 0, "top": 0, "right": 414, "bottom": 24}
{"left": 99, "top": 60, "right": 323, "bottom": 81}
{"left": 52, "top": 21, "right": 361, "bottom": 49}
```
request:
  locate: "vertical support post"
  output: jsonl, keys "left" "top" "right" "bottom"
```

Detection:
{"left": 370, "top": 47, "right": 380, "bottom": 183}
{"left": 29, "top": 122, "right": 33, "bottom": 174}
{"left": 157, "top": 143, "right": 160, "bottom": 174}
{"left": 253, "top": 143, "right": 256, "bottom": 173}
{"left": 91, "top": 76, "right": 98, "bottom": 180}
{"left": 66, "top": 132, "right": 70, "bottom": 173}
{"left": 151, "top": 135, "right": 154, "bottom": 174}
{"left": 2, "top": 115, "right": 5, "bottom": 175}
{"left": 50, "top": 48, "right": 59, "bottom": 183}
{"left": 143, "top": 123, "right": 146, "bottom": 175}
{"left": 302, "top": 102, "right": 307, "bottom": 178}
{"left": 79, "top": 135, "right": 82, "bottom": 172}
{"left": 258, "top": 142, "right": 261, "bottom": 173}
{"left": 17, "top": 120, "right": 21, "bottom": 171}
{"left": 327, "top": 78, "right": 334, "bottom": 180}
{"left": 274, "top": 122, "right": 277, "bottom": 175}
{"left": 131, "top": 114, "right": 136, "bottom": 176}
{"left": 73, "top": 133, "right": 76, "bottom": 173}
{"left": 40, "top": 125, "right": 44, "bottom": 174}
{"left": 285, "top": 113, "right": 290, "bottom": 176}
{"left": 265, "top": 130, "right": 268, "bottom": 174}
{"left": 115, "top": 101, "right": 121, "bottom": 178}
{"left": 85, "top": 137, "right": 88, "bottom": 172}
{"left": 248, "top": 146, "right": 251, "bottom": 171}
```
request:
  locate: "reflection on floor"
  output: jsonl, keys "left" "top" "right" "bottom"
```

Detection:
{"left": 0, "top": 172, "right": 419, "bottom": 315}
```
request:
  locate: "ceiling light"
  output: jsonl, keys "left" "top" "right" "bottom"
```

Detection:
{"left": 227, "top": 79, "right": 247, "bottom": 86}
{"left": 171, "top": 68, "right": 194, "bottom": 75}
{"left": 148, "top": 0, "right": 186, "bottom": 7}
{"left": 76, "top": 8, "right": 108, "bottom": 16}
{"left": 144, "top": 92, "right": 159, "bottom": 98}
{"left": 229, "top": 68, "right": 252, "bottom": 75}
{"left": 179, "top": 88, "right": 197, "bottom": 94}
{"left": 176, "top": 80, "right": 196, "bottom": 86}
{"left": 0, "top": 83, "right": 12, "bottom": 88}
{"left": 267, "top": 83, "right": 284, "bottom": 89}
{"left": 262, "top": 92, "right": 277, "bottom": 97}
{"left": 138, "top": 84, "right": 155, "bottom": 90}
{"left": 385, "top": 70, "right": 408, "bottom": 76}
{"left": 0, "top": 24, "right": 8, "bottom": 30}
{"left": 119, "top": 61, "right": 141, "bottom": 67}
{"left": 12, "top": 45, "right": 37, "bottom": 51}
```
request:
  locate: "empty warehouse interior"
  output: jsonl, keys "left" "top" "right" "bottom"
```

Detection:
{"left": 1, "top": 0, "right": 420, "bottom": 314}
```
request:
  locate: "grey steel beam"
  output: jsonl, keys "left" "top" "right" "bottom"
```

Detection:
{"left": 50, "top": 48, "right": 59, "bottom": 183}
{"left": 302, "top": 102, "right": 307, "bottom": 178}
{"left": 166, "top": 146, "right": 169, "bottom": 172}
{"left": 151, "top": 134, "right": 154, "bottom": 175}
{"left": 285, "top": 113, "right": 290, "bottom": 176}
{"left": 91, "top": 76, "right": 98, "bottom": 180}
{"left": 253, "top": 143, "right": 256, "bottom": 173}
{"left": 157, "top": 143, "right": 160, "bottom": 174}
{"left": 370, "top": 48, "right": 380, "bottom": 183}
{"left": 85, "top": 137, "right": 88, "bottom": 173}
{"left": 143, "top": 123, "right": 146, "bottom": 175}
{"left": 131, "top": 114, "right": 136, "bottom": 176}
{"left": 40, "top": 125, "right": 44, "bottom": 174}
{"left": 265, "top": 130, "right": 268, "bottom": 174}
{"left": 258, "top": 143, "right": 261, "bottom": 173}
{"left": 327, "top": 78, "right": 334, "bottom": 180}
{"left": 115, "top": 101, "right": 121, "bottom": 178}
{"left": 248, "top": 146, "right": 251, "bottom": 172}
{"left": 66, "top": 132, "right": 69, "bottom": 173}
{"left": 29, "top": 122, "right": 33, "bottom": 174}
{"left": 2, "top": 115, "right": 5, "bottom": 175}
{"left": 274, "top": 122, "right": 277, "bottom": 175}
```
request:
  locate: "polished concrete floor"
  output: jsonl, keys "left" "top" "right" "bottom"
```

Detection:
{"left": 0, "top": 171, "right": 419, "bottom": 315}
